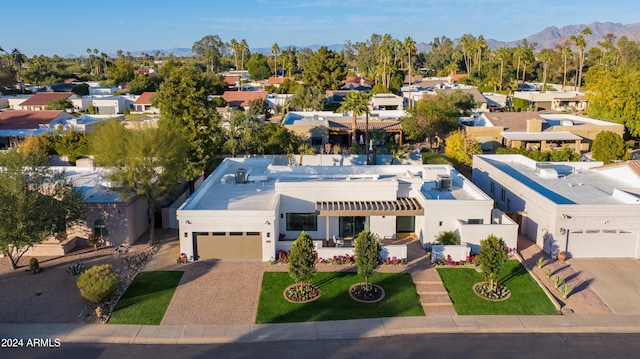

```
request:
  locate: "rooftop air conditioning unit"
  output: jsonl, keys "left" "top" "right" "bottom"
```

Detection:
{"left": 235, "top": 168, "right": 247, "bottom": 184}
{"left": 437, "top": 174, "right": 452, "bottom": 191}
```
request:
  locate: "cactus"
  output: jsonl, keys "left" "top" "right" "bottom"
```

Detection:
{"left": 66, "top": 260, "right": 84, "bottom": 276}
{"left": 561, "top": 283, "right": 572, "bottom": 299}
{"left": 553, "top": 275, "right": 563, "bottom": 288}
{"left": 536, "top": 256, "right": 544, "bottom": 269}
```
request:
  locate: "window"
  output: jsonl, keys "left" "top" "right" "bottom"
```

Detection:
{"left": 396, "top": 216, "right": 415, "bottom": 233}
{"left": 229, "top": 232, "right": 243, "bottom": 236}
{"left": 286, "top": 213, "right": 318, "bottom": 231}
{"left": 490, "top": 181, "right": 495, "bottom": 194}
{"left": 93, "top": 219, "right": 109, "bottom": 239}
{"left": 467, "top": 219, "right": 484, "bottom": 224}
{"left": 500, "top": 189, "right": 506, "bottom": 202}
{"left": 310, "top": 137, "right": 322, "bottom": 146}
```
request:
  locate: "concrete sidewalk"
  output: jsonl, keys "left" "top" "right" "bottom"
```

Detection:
{"left": 2, "top": 315, "right": 640, "bottom": 344}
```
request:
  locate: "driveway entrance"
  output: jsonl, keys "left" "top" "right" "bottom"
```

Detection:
{"left": 568, "top": 258, "right": 640, "bottom": 315}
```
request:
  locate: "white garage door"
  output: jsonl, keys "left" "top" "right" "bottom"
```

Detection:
{"left": 567, "top": 231, "right": 637, "bottom": 258}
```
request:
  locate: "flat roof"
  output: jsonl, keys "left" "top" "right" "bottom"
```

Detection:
{"left": 500, "top": 132, "right": 582, "bottom": 141}
{"left": 179, "top": 157, "right": 488, "bottom": 212}
{"left": 478, "top": 155, "right": 638, "bottom": 205}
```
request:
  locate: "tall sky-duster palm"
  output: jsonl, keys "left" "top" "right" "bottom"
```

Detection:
{"left": 404, "top": 36, "right": 416, "bottom": 108}
{"left": 271, "top": 42, "right": 280, "bottom": 77}
{"left": 571, "top": 27, "right": 591, "bottom": 91}
{"left": 230, "top": 38, "right": 239, "bottom": 70}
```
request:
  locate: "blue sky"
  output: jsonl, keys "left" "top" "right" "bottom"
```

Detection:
{"left": 4, "top": 0, "right": 639, "bottom": 57}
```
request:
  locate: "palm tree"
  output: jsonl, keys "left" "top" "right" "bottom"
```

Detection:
{"left": 271, "top": 42, "right": 280, "bottom": 77}
{"left": 459, "top": 33, "right": 476, "bottom": 75}
{"left": 86, "top": 48, "right": 92, "bottom": 74}
{"left": 388, "top": 143, "right": 409, "bottom": 165}
{"left": 240, "top": 39, "right": 248, "bottom": 71}
{"left": 11, "top": 49, "right": 26, "bottom": 93}
{"left": 570, "top": 27, "right": 591, "bottom": 91}
{"left": 496, "top": 47, "right": 508, "bottom": 91}
{"left": 475, "top": 35, "right": 487, "bottom": 77}
{"left": 230, "top": 38, "right": 239, "bottom": 70}
{"left": 562, "top": 46, "right": 572, "bottom": 90}
{"left": 337, "top": 92, "right": 372, "bottom": 149}
{"left": 404, "top": 36, "right": 416, "bottom": 109}
{"left": 298, "top": 142, "right": 315, "bottom": 166}
{"left": 93, "top": 48, "right": 99, "bottom": 74}
{"left": 539, "top": 51, "right": 552, "bottom": 92}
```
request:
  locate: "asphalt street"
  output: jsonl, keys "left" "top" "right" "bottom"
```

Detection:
{"left": 3, "top": 333, "right": 640, "bottom": 359}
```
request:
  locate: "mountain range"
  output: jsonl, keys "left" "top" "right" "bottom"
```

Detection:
{"left": 70, "top": 21, "right": 640, "bottom": 58}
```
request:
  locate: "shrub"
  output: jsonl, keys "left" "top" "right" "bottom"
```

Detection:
{"left": 552, "top": 275, "right": 563, "bottom": 288}
{"left": 76, "top": 264, "right": 117, "bottom": 303}
{"left": 545, "top": 267, "right": 552, "bottom": 278}
{"left": 536, "top": 256, "right": 545, "bottom": 269}
{"left": 288, "top": 231, "right": 316, "bottom": 284}
{"left": 478, "top": 234, "right": 508, "bottom": 292}
{"left": 29, "top": 258, "right": 42, "bottom": 274}
{"left": 66, "top": 260, "right": 84, "bottom": 276}
{"left": 434, "top": 231, "right": 461, "bottom": 245}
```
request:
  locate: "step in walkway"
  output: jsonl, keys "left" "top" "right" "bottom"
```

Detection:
{"left": 403, "top": 238, "right": 456, "bottom": 316}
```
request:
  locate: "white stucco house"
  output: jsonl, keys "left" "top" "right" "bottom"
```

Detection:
{"left": 177, "top": 157, "right": 518, "bottom": 262}
{"left": 472, "top": 154, "right": 640, "bottom": 259}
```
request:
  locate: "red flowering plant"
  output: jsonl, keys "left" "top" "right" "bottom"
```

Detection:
{"left": 434, "top": 254, "right": 479, "bottom": 267}
{"left": 276, "top": 250, "right": 289, "bottom": 264}
{"left": 380, "top": 256, "right": 405, "bottom": 265}
{"left": 176, "top": 252, "right": 188, "bottom": 264}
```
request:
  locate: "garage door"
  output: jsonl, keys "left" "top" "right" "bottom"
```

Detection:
{"left": 567, "top": 230, "right": 637, "bottom": 258}
{"left": 195, "top": 232, "right": 262, "bottom": 261}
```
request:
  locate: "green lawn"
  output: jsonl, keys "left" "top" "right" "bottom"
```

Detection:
{"left": 437, "top": 260, "right": 556, "bottom": 315}
{"left": 108, "top": 271, "right": 184, "bottom": 325}
{"left": 256, "top": 272, "right": 424, "bottom": 323}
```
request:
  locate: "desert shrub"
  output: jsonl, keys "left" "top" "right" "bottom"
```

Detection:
{"left": 29, "top": 258, "right": 42, "bottom": 274}
{"left": 76, "top": 264, "right": 117, "bottom": 303}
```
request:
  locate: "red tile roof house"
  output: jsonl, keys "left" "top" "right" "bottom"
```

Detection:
{"left": 17, "top": 92, "right": 79, "bottom": 111}
{"left": 222, "top": 90, "right": 267, "bottom": 110}
{"left": 223, "top": 76, "right": 240, "bottom": 89}
{"left": 266, "top": 76, "right": 295, "bottom": 87}
{"left": 132, "top": 92, "right": 159, "bottom": 113}
{"left": 0, "top": 110, "right": 75, "bottom": 148}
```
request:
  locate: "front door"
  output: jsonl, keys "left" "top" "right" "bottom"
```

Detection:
{"left": 339, "top": 216, "right": 369, "bottom": 238}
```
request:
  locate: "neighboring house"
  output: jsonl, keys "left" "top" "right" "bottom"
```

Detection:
{"left": 437, "top": 88, "right": 488, "bottom": 112}
{"left": 512, "top": 91, "right": 588, "bottom": 112}
{"left": 132, "top": 92, "right": 159, "bottom": 113}
{"left": 88, "top": 86, "right": 119, "bottom": 96}
{"left": 5, "top": 94, "right": 33, "bottom": 109}
{"left": 371, "top": 94, "right": 404, "bottom": 111}
{"left": 91, "top": 96, "right": 131, "bottom": 115}
{"left": 27, "top": 166, "right": 150, "bottom": 256}
{"left": 0, "top": 110, "right": 75, "bottom": 148}
{"left": 283, "top": 110, "right": 406, "bottom": 148}
{"left": 18, "top": 92, "right": 78, "bottom": 111}
{"left": 222, "top": 91, "right": 267, "bottom": 110}
{"left": 482, "top": 93, "right": 509, "bottom": 112}
{"left": 177, "top": 157, "right": 517, "bottom": 262}
{"left": 473, "top": 154, "right": 640, "bottom": 258}
{"left": 223, "top": 76, "right": 240, "bottom": 89}
{"left": 266, "top": 93, "right": 293, "bottom": 112}
{"left": 461, "top": 112, "right": 624, "bottom": 153}
{"left": 266, "top": 76, "right": 295, "bottom": 88}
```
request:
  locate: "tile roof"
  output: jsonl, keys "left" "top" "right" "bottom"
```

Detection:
{"left": 591, "top": 160, "right": 640, "bottom": 178}
{"left": 438, "top": 88, "right": 487, "bottom": 104}
{"left": 266, "top": 76, "right": 295, "bottom": 85}
{"left": 222, "top": 91, "right": 267, "bottom": 107}
{"left": 19, "top": 92, "right": 74, "bottom": 107}
{"left": 223, "top": 76, "right": 239, "bottom": 86}
{"left": 133, "top": 92, "right": 156, "bottom": 105}
{"left": 483, "top": 112, "right": 546, "bottom": 132}
{"left": 0, "top": 110, "right": 67, "bottom": 130}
